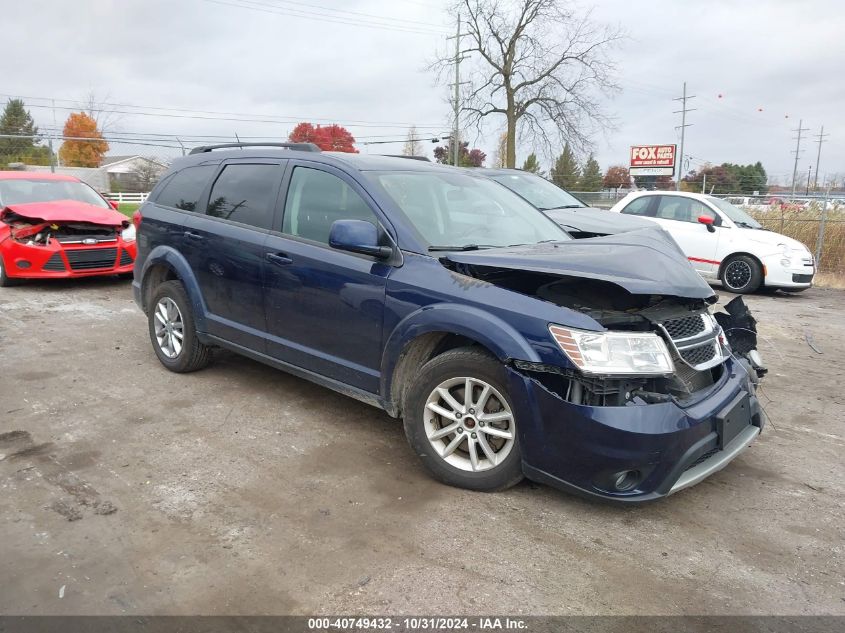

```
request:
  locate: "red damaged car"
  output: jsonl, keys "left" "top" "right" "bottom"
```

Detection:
{"left": 0, "top": 171, "right": 137, "bottom": 286}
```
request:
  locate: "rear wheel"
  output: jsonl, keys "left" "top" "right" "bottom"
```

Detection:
{"left": 148, "top": 280, "right": 212, "bottom": 372}
{"left": 720, "top": 255, "right": 763, "bottom": 294}
{"left": 403, "top": 347, "right": 523, "bottom": 491}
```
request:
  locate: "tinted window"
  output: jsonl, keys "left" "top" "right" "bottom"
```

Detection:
{"left": 655, "top": 196, "right": 716, "bottom": 224}
{"left": 155, "top": 165, "right": 216, "bottom": 212}
{"left": 620, "top": 196, "right": 654, "bottom": 217}
{"left": 205, "top": 164, "right": 279, "bottom": 229}
{"left": 283, "top": 167, "right": 378, "bottom": 244}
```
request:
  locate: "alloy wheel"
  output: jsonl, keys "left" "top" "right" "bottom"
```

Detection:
{"left": 423, "top": 376, "right": 516, "bottom": 472}
{"left": 724, "top": 260, "right": 753, "bottom": 290}
{"left": 153, "top": 297, "right": 184, "bottom": 359}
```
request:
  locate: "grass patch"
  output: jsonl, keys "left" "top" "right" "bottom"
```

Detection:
{"left": 751, "top": 206, "right": 845, "bottom": 273}
{"left": 118, "top": 202, "right": 140, "bottom": 217}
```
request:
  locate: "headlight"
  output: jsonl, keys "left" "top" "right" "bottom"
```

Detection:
{"left": 549, "top": 325, "right": 674, "bottom": 376}
{"left": 121, "top": 224, "right": 136, "bottom": 242}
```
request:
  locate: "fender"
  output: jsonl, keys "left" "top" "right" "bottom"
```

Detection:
{"left": 137, "top": 245, "right": 209, "bottom": 333}
{"left": 380, "top": 302, "right": 542, "bottom": 399}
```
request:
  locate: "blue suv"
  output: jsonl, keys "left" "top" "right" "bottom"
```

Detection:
{"left": 132, "top": 143, "right": 765, "bottom": 502}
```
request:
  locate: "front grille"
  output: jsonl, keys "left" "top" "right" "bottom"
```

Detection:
{"left": 680, "top": 342, "right": 717, "bottom": 366}
{"left": 65, "top": 248, "right": 118, "bottom": 271}
{"left": 42, "top": 253, "right": 66, "bottom": 271}
{"left": 792, "top": 273, "right": 813, "bottom": 283}
{"left": 119, "top": 250, "right": 134, "bottom": 266}
{"left": 662, "top": 314, "right": 705, "bottom": 340}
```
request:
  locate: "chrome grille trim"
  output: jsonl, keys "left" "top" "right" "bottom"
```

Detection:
{"left": 658, "top": 312, "right": 726, "bottom": 371}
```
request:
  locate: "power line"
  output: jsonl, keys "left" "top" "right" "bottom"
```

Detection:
{"left": 200, "top": 0, "right": 448, "bottom": 36}
{"left": 673, "top": 81, "right": 696, "bottom": 190}
{"left": 261, "top": 0, "right": 448, "bottom": 29}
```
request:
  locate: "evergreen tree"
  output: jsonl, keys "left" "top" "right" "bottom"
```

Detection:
{"left": 578, "top": 154, "right": 602, "bottom": 191}
{"left": 521, "top": 153, "right": 542, "bottom": 175}
{"left": 0, "top": 99, "right": 51, "bottom": 166}
{"left": 549, "top": 143, "right": 580, "bottom": 189}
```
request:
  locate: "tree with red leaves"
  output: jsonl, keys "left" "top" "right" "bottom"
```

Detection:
{"left": 289, "top": 122, "right": 358, "bottom": 153}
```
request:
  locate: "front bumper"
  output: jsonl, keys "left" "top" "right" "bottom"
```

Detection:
{"left": 762, "top": 252, "right": 815, "bottom": 289}
{"left": 2, "top": 240, "right": 137, "bottom": 279}
{"left": 508, "top": 357, "right": 763, "bottom": 502}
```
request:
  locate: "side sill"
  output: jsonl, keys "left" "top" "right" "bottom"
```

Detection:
{"left": 203, "top": 334, "right": 386, "bottom": 411}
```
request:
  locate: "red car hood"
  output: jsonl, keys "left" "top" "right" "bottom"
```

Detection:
{"left": 1, "top": 199, "right": 128, "bottom": 227}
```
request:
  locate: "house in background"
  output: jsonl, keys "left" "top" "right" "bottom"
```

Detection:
{"left": 21, "top": 155, "right": 169, "bottom": 193}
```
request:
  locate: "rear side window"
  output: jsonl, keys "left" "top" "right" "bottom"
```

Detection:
{"left": 620, "top": 196, "right": 654, "bottom": 217}
{"left": 205, "top": 164, "right": 280, "bottom": 229}
{"left": 154, "top": 165, "right": 216, "bottom": 212}
{"left": 282, "top": 167, "right": 378, "bottom": 244}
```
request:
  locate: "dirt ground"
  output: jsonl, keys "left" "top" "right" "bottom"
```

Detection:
{"left": 1, "top": 279, "right": 843, "bottom": 616}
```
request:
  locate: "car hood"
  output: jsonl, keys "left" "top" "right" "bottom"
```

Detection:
{"left": 442, "top": 226, "right": 715, "bottom": 299}
{"left": 736, "top": 227, "right": 810, "bottom": 252}
{"left": 0, "top": 200, "right": 128, "bottom": 227}
{"left": 543, "top": 206, "right": 656, "bottom": 235}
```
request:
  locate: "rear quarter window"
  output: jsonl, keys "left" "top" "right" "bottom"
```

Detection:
{"left": 153, "top": 164, "right": 217, "bottom": 212}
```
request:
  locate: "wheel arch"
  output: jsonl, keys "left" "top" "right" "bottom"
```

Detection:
{"left": 380, "top": 305, "right": 541, "bottom": 418}
{"left": 718, "top": 251, "right": 766, "bottom": 282}
{"left": 138, "top": 246, "right": 208, "bottom": 330}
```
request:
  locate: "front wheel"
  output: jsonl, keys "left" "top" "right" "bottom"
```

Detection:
{"left": 403, "top": 347, "right": 523, "bottom": 491}
{"left": 720, "top": 255, "right": 763, "bottom": 293}
{"left": 0, "top": 255, "right": 20, "bottom": 287}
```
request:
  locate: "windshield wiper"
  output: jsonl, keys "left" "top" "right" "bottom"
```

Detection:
{"left": 538, "top": 204, "right": 584, "bottom": 210}
{"left": 735, "top": 221, "right": 759, "bottom": 229}
{"left": 428, "top": 244, "right": 496, "bottom": 252}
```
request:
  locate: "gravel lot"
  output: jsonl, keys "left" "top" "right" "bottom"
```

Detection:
{"left": 1, "top": 279, "right": 843, "bottom": 616}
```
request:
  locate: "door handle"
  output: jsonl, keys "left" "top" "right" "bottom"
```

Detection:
{"left": 183, "top": 231, "right": 205, "bottom": 242}
{"left": 266, "top": 252, "right": 293, "bottom": 266}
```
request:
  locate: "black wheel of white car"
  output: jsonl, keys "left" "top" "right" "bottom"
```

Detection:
{"left": 403, "top": 347, "right": 523, "bottom": 491}
{"left": 148, "top": 280, "right": 212, "bottom": 373}
{"left": 721, "top": 255, "right": 763, "bottom": 294}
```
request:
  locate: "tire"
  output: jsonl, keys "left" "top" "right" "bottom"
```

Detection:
{"left": 403, "top": 347, "right": 523, "bottom": 492}
{"left": 0, "top": 255, "right": 20, "bottom": 287}
{"left": 147, "top": 280, "right": 212, "bottom": 373}
{"left": 720, "top": 255, "right": 763, "bottom": 294}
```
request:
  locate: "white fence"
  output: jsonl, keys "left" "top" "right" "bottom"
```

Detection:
{"left": 103, "top": 192, "right": 150, "bottom": 204}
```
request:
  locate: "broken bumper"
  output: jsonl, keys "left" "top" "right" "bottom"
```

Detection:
{"left": 2, "top": 241, "right": 136, "bottom": 279}
{"left": 509, "top": 357, "right": 764, "bottom": 502}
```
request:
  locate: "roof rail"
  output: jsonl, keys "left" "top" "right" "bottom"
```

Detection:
{"left": 189, "top": 142, "right": 321, "bottom": 155}
{"left": 382, "top": 155, "right": 431, "bottom": 162}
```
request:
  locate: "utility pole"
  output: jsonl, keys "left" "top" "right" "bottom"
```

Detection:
{"left": 790, "top": 119, "right": 810, "bottom": 198}
{"left": 673, "top": 81, "right": 696, "bottom": 191}
{"left": 446, "top": 16, "right": 469, "bottom": 167}
{"left": 813, "top": 125, "right": 828, "bottom": 190}
{"left": 806, "top": 165, "right": 812, "bottom": 196}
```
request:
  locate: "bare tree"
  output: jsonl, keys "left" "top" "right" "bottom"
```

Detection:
{"left": 402, "top": 125, "right": 424, "bottom": 156}
{"left": 81, "top": 90, "right": 122, "bottom": 133}
{"left": 435, "top": 0, "right": 621, "bottom": 168}
{"left": 132, "top": 158, "right": 166, "bottom": 192}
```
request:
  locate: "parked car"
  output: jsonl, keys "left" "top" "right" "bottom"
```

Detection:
{"left": 0, "top": 171, "right": 137, "bottom": 286}
{"left": 609, "top": 191, "right": 815, "bottom": 293}
{"left": 479, "top": 169, "right": 655, "bottom": 238}
{"left": 132, "top": 143, "right": 766, "bottom": 502}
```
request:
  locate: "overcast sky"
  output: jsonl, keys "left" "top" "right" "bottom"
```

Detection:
{"left": 4, "top": 0, "right": 843, "bottom": 185}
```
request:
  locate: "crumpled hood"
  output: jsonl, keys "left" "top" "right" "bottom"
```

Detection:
{"left": 1, "top": 199, "right": 128, "bottom": 227}
{"left": 442, "top": 226, "right": 715, "bottom": 299}
{"left": 543, "top": 206, "right": 657, "bottom": 235}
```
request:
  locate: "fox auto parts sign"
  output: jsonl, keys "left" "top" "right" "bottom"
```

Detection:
{"left": 629, "top": 144, "right": 676, "bottom": 175}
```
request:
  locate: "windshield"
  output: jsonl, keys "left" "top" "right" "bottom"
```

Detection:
{"left": 488, "top": 172, "right": 585, "bottom": 210}
{"left": 0, "top": 178, "right": 110, "bottom": 208}
{"left": 374, "top": 171, "right": 570, "bottom": 249}
{"left": 707, "top": 196, "right": 762, "bottom": 229}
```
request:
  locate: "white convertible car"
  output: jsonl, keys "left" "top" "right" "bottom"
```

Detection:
{"left": 610, "top": 191, "right": 815, "bottom": 293}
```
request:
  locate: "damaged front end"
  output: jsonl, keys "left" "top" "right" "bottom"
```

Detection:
{"left": 440, "top": 238, "right": 766, "bottom": 501}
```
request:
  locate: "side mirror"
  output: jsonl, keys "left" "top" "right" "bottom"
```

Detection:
{"left": 329, "top": 219, "right": 392, "bottom": 259}
{"left": 698, "top": 215, "right": 716, "bottom": 233}
{"left": 108, "top": 199, "right": 119, "bottom": 211}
